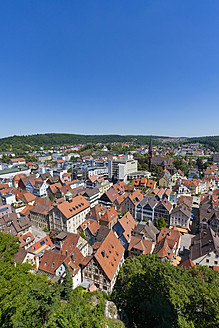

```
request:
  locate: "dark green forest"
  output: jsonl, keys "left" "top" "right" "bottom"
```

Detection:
{"left": 0, "top": 133, "right": 162, "bottom": 153}
{"left": 112, "top": 255, "right": 219, "bottom": 328}
{"left": 183, "top": 135, "right": 219, "bottom": 152}
{"left": 0, "top": 133, "right": 218, "bottom": 154}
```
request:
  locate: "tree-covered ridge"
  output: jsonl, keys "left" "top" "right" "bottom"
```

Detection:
{"left": 0, "top": 232, "right": 124, "bottom": 328}
{"left": 0, "top": 133, "right": 162, "bottom": 153}
{"left": 0, "top": 133, "right": 219, "bottom": 154}
{"left": 183, "top": 135, "right": 219, "bottom": 152}
{"left": 112, "top": 254, "right": 219, "bottom": 328}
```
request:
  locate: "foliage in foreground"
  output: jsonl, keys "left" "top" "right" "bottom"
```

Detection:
{"left": 112, "top": 254, "right": 219, "bottom": 328}
{"left": 0, "top": 232, "right": 123, "bottom": 328}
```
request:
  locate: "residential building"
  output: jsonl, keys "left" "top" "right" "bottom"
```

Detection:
{"left": 30, "top": 203, "right": 53, "bottom": 230}
{"left": 128, "top": 236, "right": 152, "bottom": 258}
{"left": 113, "top": 212, "right": 137, "bottom": 250}
{"left": 49, "top": 195, "right": 90, "bottom": 233}
{"left": 81, "top": 188, "right": 100, "bottom": 208}
{"left": 120, "top": 189, "right": 144, "bottom": 218}
{"left": 154, "top": 199, "right": 173, "bottom": 225}
{"left": 81, "top": 230, "right": 125, "bottom": 293}
{"left": 169, "top": 203, "right": 192, "bottom": 231}
{"left": 99, "top": 207, "right": 118, "bottom": 229}
{"left": 190, "top": 228, "right": 219, "bottom": 267}
{"left": 9, "top": 158, "right": 26, "bottom": 166}
{"left": 0, "top": 204, "right": 12, "bottom": 218}
{"left": 132, "top": 220, "right": 159, "bottom": 243}
{"left": 136, "top": 196, "right": 158, "bottom": 222}
{"left": 38, "top": 250, "right": 66, "bottom": 281}
{"left": 99, "top": 188, "right": 119, "bottom": 208}
{"left": 153, "top": 227, "right": 182, "bottom": 259}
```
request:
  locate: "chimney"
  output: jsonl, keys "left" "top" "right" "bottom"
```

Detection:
{"left": 66, "top": 250, "right": 68, "bottom": 256}
{"left": 72, "top": 253, "right": 75, "bottom": 262}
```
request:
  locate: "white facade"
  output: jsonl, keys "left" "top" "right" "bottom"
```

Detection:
{"left": 1, "top": 193, "right": 16, "bottom": 205}
{"left": 0, "top": 167, "right": 31, "bottom": 179}
{"left": 170, "top": 210, "right": 190, "bottom": 230}
{"left": 73, "top": 269, "right": 82, "bottom": 289}
{"left": 66, "top": 207, "right": 90, "bottom": 234}
{"left": 88, "top": 166, "right": 108, "bottom": 177}
{"left": 109, "top": 158, "right": 138, "bottom": 183}
{"left": 192, "top": 250, "right": 219, "bottom": 267}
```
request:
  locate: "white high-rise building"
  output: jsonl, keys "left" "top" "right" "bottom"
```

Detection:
{"left": 108, "top": 156, "right": 138, "bottom": 183}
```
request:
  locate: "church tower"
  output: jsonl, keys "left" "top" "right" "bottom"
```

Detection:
{"left": 148, "top": 135, "right": 153, "bottom": 172}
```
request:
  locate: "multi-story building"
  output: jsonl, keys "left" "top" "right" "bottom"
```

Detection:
{"left": 30, "top": 203, "right": 53, "bottom": 230}
{"left": 9, "top": 158, "right": 26, "bottom": 166}
{"left": 49, "top": 195, "right": 90, "bottom": 233}
{"left": 120, "top": 189, "right": 144, "bottom": 218}
{"left": 81, "top": 230, "right": 124, "bottom": 293}
{"left": 169, "top": 203, "right": 192, "bottom": 231}
{"left": 136, "top": 196, "right": 158, "bottom": 222}
{"left": 108, "top": 156, "right": 137, "bottom": 183}
{"left": 154, "top": 199, "right": 173, "bottom": 225}
{"left": 190, "top": 228, "right": 219, "bottom": 267}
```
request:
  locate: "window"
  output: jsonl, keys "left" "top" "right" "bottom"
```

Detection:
{"left": 206, "top": 259, "right": 209, "bottom": 263}
{"left": 214, "top": 261, "right": 218, "bottom": 265}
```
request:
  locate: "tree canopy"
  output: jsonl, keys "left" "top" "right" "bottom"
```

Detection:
{"left": 0, "top": 231, "right": 123, "bottom": 328}
{"left": 155, "top": 216, "right": 167, "bottom": 230}
{"left": 112, "top": 254, "right": 219, "bottom": 328}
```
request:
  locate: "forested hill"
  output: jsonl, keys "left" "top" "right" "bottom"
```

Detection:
{"left": 0, "top": 133, "right": 219, "bottom": 153}
{"left": 184, "top": 135, "right": 219, "bottom": 152}
{"left": 0, "top": 133, "right": 162, "bottom": 152}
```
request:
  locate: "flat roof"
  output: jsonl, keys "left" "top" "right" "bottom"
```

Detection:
{"left": 0, "top": 167, "right": 30, "bottom": 175}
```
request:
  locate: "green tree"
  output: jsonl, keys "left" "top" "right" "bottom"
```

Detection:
{"left": 49, "top": 193, "right": 55, "bottom": 202}
{"left": 112, "top": 254, "right": 219, "bottom": 328}
{"left": 155, "top": 216, "right": 166, "bottom": 230}
{"left": 67, "top": 167, "right": 73, "bottom": 173}
{"left": 62, "top": 265, "right": 73, "bottom": 298}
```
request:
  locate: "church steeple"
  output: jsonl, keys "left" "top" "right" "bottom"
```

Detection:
{"left": 148, "top": 135, "right": 153, "bottom": 172}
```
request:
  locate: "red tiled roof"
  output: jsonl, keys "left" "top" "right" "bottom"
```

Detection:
{"left": 128, "top": 236, "right": 152, "bottom": 254}
{"left": 39, "top": 250, "right": 65, "bottom": 274}
{"left": 28, "top": 236, "right": 54, "bottom": 253}
{"left": 179, "top": 259, "right": 195, "bottom": 269}
{"left": 94, "top": 230, "right": 124, "bottom": 281}
{"left": 57, "top": 195, "right": 90, "bottom": 219}
{"left": 119, "top": 212, "right": 136, "bottom": 242}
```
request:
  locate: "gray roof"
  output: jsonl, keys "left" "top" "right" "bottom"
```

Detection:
{"left": 190, "top": 228, "right": 219, "bottom": 260}
{"left": 132, "top": 220, "right": 159, "bottom": 242}
{"left": 171, "top": 204, "right": 191, "bottom": 218}
{"left": 138, "top": 196, "right": 158, "bottom": 209}
{"left": 82, "top": 188, "right": 99, "bottom": 198}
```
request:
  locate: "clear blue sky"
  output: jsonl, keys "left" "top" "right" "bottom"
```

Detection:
{"left": 1, "top": 0, "right": 219, "bottom": 138}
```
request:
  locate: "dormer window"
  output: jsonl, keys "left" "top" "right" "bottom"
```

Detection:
{"left": 44, "top": 262, "right": 47, "bottom": 266}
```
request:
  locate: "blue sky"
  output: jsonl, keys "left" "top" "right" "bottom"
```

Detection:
{"left": 0, "top": 0, "right": 219, "bottom": 138}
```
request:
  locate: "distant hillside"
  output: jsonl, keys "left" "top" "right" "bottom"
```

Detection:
{"left": 0, "top": 133, "right": 162, "bottom": 153}
{"left": 183, "top": 135, "right": 219, "bottom": 152}
{"left": 0, "top": 133, "right": 218, "bottom": 153}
